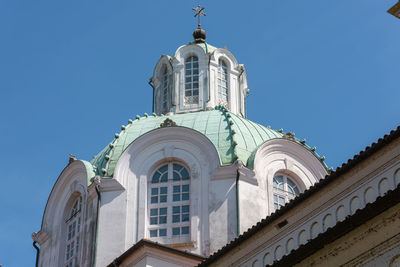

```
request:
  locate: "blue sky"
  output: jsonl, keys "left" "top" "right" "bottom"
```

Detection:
{"left": 0, "top": 0, "right": 399, "bottom": 265}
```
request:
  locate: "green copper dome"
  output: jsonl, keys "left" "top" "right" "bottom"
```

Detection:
{"left": 91, "top": 106, "right": 328, "bottom": 177}
{"left": 174, "top": 42, "right": 218, "bottom": 57}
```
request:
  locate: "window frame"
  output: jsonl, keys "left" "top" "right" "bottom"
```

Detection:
{"left": 64, "top": 196, "right": 82, "bottom": 267}
{"left": 147, "top": 162, "right": 191, "bottom": 243}
{"left": 217, "top": 59, "right": 229, "bottom": 104}
{"left": 272, "top": 174, "right": 300, "bottom": 211}
{"left": 161, "top": 66, "right": 169, "bottom": 113}
{"left": 184, "top": 55, "right": 200, "bottom": 105}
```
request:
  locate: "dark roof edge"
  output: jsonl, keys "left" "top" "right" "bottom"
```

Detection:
{"left": 108, "top": 239, "right": 205, "bottom": 267}
{"left": 199, "top": 125, "right": 400, "bottom": 266}
{"left": 271, "top": 184, "right": 400, "bottom": 266}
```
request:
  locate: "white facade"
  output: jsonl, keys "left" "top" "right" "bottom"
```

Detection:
{"left": 32, "top": 39, "right": 328, "bottom": 267}
{"left": 204, "top": 135, "right": 400, "bottom": 267}
{"left": 33, "top": 129, "right": 327, "bottom": 266}
{"left": 152, "top": 43, "right": 249, "bottom": 117}
{"left": 32, "top": 160, "right": 98, "bottom": 267}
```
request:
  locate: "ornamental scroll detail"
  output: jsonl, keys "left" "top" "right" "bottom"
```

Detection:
{"left": 160, "top": 118, "right": 177, "bottom": 128}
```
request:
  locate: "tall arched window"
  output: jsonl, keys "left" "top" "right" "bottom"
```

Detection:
{"left": 148, "top": 163, "right": 191, "bottom": 242}
{"left": 273, "top": 174, "right": 300, "bottom": 210}
{"left": 65, "top": 196, "right": 82, "bottom": 267}
{"left": 184, "top": 56, "right": 199, "bottom": 105}
{"left": 217, "top": 60, "right": 228, "bottom": 103}
{"left": 161, "top": 67, "right": 168, "bottom": 112}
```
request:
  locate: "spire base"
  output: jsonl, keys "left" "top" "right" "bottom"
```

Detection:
{"left": 193, "top": 27, "right": 206, "bottom": 43}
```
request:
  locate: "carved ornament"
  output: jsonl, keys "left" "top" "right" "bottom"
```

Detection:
{"left": 160, "top": 118, "right": 177, "bottom": 128}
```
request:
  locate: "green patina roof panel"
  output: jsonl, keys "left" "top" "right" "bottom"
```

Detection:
{"left": 174, "top": 42, "right": 218, "bottom": 57}
{"left": 91, "top": 108, "right": 288, "bottom": 177}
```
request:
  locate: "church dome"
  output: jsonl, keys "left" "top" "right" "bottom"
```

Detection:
{"left": 91, "top": 106, "right": 328, "bottom": 177}
{"left": 33, "top": 9, "right": 333, "bottom": 267}
{"left": 174, "top": 41, "right": 218, "bottom": 56}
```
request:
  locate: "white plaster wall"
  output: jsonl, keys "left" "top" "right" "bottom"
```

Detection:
{"left": 151, "top": 55, "right": 173, "bottom": 115}
{"left": 209, "top": 47, "right": 244, "bottom": 116}
{"left": 96, "top": 188, "right": 127, "bottom": 267}
{"left": 253, "top": 139, "right": 328, "bottom": 215}
{"left": 208, "top": 177, "right": 237, "bottom": 253}
{"left": 113, "top": 127, "right": 221, "bottom": 257}
{"left": 239, "top": 157, "right": 400, "bottom": 266}
{"left": 172, "top": 44, "right": 209, "bottom": 113}
{"left": 238, "top": 180, "right": 265, "bottom": 234}
{"left": 153, "top": 44, "right": 248, "bottom": 117}
{"left": 34, "top": 161, "right": 95, "bottom": 267}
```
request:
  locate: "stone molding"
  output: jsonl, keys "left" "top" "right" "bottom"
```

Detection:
{"left": 34, "top": 160, "right": 94, "bottom": 266}
{"left": 151, "top": 42, "right": 248, "bottom": 116}
{"left": 342, "top": 232, "right": 400, "bottom": 266}
{"left": 233, "top": 160, "right": 400, "bottom": 266}
{"left": 110, "top": 126, "right": 221, "bottom": 259}
{"left": 238, "top": 161, "right": 258, "bottom": 185}
{"left": 206, "top": 141, "right": 400, "bottom": 267}
{"left": 211, "top": 165, "right": 237, "bottom": 181}
{"left": 32, "top": 230, "right": 50, "bottom": 245}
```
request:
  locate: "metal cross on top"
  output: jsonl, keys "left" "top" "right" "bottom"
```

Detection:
{"left": 192, "top": 5, "right": 206, "bottom": 28}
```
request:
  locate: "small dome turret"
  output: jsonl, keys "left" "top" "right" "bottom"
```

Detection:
{"left": 150, "top": 5, "right": 249, "bottom": 117}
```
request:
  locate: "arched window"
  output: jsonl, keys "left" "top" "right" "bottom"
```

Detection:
{"left": 148, "top": 163, "right": 191, "bottom": 241}
{"left": 217, "top": 60, "right": 228, "bottom": 103}
{"left": 161, "top": 67, "right": 168, "bottom": 112}
{"left": 184, "top": 56, "right": 199, "bottom": 105}
{"left": 273, "top": 174, "right": 300, "bottom": 210}
{"left": 65, "top": 196, "right": 82, "bottom": 267}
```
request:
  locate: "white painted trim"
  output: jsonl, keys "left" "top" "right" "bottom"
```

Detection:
{"left": 253, "top": 138, "right": 327, "bottom": 215}
{"left": 113, "top": 126, "right": 221, "bottom": 256}
{"left": 35, "top": 160, "right": 92, "bottom": 267}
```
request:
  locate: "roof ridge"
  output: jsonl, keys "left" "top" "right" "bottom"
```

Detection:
{"left": 214, "top": 105, "right": 238, "bottom": 161}
{"left": 198, "top": 125, "right": 400, "bottom": 266}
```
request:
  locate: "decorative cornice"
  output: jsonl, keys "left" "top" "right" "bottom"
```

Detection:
{"left": 271, "top": 185, "right": 400, "bottom": 266}
{"left": 32, "top": 230, "right": 50, "bottom": 245}
{"left": 199, "top": 125, "right": 400, "bottom": 266}
{"left": 160, "top": 118, "right": 177, "bottom": 128}
{"left": 68, "top": 154, "right": 77, "bottom": 165}
{"left": 97, "top": 178, "right": 124, "bottom": 192}
{"left": 342, "top": 233, "right": 400, "bottom": 266}
{"left": 283, "top": 132, "right": 296, "bottom": 141}
{"left": 211, "top": 164, "right": 237, "bottom": 181}
{"left": 237, "top": 161, "right": 258, "bottom": 185}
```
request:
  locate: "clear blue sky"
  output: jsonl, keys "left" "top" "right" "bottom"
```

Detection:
{"left": 0, "top": 0, "right": 399, "bottom": 265}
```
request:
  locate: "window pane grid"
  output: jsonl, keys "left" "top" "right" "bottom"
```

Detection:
{"left": 65, "top": 197, "right": 82, "bottom": 267}
{"left": 150, "top": 207, "right": 167, "bottom": 225}
{"left": 152, "top": 165, "right": 168, "bottom": 183}
{"left": 149, "top": 228, "right": 167, "bottom": 238}
{"left": 173, "top": 184, "right": 190, "bottom": 202}
{"left": 218, "top": 61, "right": 228, "bottom": 102}
{"left": 149, "top": 163, "right": 191, "bottom": 239}
{"left": 172, "top": 226, "right": 190, "bottom": 236}
{"left": 162, "top": 68, "right": 168, "bottom": 110}
{"left": 184, "top": 56, "right": 199, "bottom": 104}
{"left": 172, "top": 205, "right": 190, "bottom": 223}
{"left": 151, "top": 187, "right": 168, "bottom": 204}
{"left": 273, "top": 175, "right": 300, "bottom": 211}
